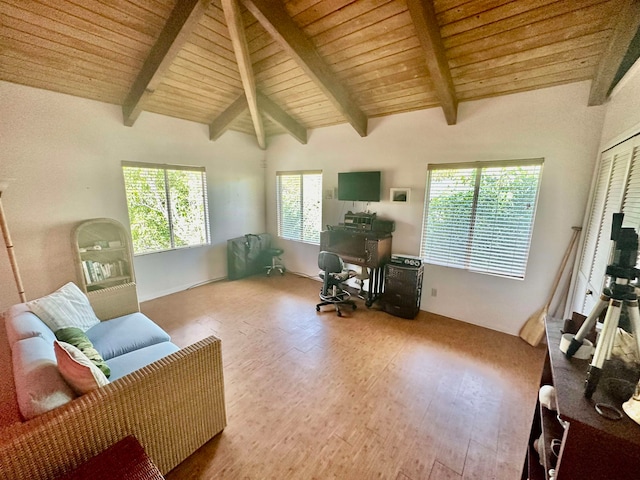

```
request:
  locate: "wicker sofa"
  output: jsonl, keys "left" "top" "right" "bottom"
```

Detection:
{"left": 0, "top": 283, "right": 226, "bottom": 480}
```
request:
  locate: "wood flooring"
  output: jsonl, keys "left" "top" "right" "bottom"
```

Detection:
{"left": 140, "top": 273, "right": 545, "bottom": 480}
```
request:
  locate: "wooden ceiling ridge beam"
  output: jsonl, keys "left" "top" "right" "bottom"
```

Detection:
{"left": 122, "top": 0, "right": 211, "bottom": 127}
{"left": 240, "top": 0, "right": 368, "bottom": 137}
{"left": 222, "top": 0, "right": 267, "bottom": 149}
{"left": 209, "top": 95, "right": 249, "bottom": 140}
{"left": 406, "top": 0, "right": 458, "bottom": 125}
{"left": 256, "top": 91, "right": 307, "bottom": 144}
{"left": 209, "top": 91, "right": 307, "bottom": 144}
{"left": 588, "top": 0, "right": 640, "bottom": 105}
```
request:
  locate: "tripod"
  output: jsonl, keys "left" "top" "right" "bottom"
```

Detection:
{"left": 565, "top": 213, "right": 640, "bottom": 398}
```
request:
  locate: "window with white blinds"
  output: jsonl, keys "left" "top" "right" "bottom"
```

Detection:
{"left": 122, "top": 162, "right": 210, "bottom": 255}
{"left": 276, "top": 171, "right": 322, "bottom": 244}
{"left": 420, "top": 159, "right": 543, "bottom": 279}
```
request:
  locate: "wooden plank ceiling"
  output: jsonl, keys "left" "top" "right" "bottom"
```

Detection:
{"left": 1, "top": 0, "right": 639, "bottom": 149}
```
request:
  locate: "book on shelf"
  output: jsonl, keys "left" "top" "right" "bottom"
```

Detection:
{"left": 81, "top": 262, "right": 91, "bottom": 284}
{"left": 82, "top": 260, "right": 128, "bottom": 285}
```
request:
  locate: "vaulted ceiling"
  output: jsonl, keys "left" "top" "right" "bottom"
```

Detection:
{"left": 2, "top": 0, "right": 640, "bottom": 149}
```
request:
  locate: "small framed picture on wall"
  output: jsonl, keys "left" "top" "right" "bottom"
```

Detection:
{"left": 390, "top": 188, "right": 410, "bottom": 203}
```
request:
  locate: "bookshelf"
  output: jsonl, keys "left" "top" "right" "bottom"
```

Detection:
{"left": 522, "top": 317, "right": 640, "bottom": 479}
{"left": 72, "top": 218, "right": 136, "bottom": 292}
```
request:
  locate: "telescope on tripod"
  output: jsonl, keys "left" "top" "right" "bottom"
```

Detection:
{"left": 565, "top": 212, "right": 640, "bottom": 398}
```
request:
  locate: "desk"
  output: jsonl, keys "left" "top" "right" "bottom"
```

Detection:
{"left": 320, "top": 229, "right": 392, "bottom": 306}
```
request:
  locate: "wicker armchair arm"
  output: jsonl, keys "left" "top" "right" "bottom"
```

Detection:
{"left": 87, "top": 282, "right": 140, "bottom": 320}
{"left": 0, "top": 336, "right": 226, "bottom": 480}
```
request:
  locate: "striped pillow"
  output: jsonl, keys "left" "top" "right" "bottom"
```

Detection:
{"left": 27, "top": 282, "right": 100, "bottom": 332}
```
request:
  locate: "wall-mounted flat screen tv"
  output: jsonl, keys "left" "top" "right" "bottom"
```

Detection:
{"left": 338, "top": 171, "right": 381, "bottom": 202}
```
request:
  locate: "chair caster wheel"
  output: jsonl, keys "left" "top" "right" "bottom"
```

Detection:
{"left": 352, "top": 304, "right": 357, "bottom": 310}
{"left": 316, "top": 306, "right": 320, "bottom": 311}
{"left": 337, "top": 311, "right": 342, "bottom": 317}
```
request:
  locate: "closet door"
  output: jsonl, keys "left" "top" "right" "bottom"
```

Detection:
{"left": 572, "top": 153, "right": 612, "bottom": 314}
{"left": 571, "top": 140, "right": 633, "bottom": 315}
{"left": 621, "top": 141, "right": 640, "bottom": 231}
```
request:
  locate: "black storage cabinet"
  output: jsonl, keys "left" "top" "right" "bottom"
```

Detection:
{"left": 382, "top": 263, "right": 424, "bottom": 319}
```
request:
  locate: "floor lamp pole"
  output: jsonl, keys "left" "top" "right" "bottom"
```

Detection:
{"left": 0, "top": 188, "right": 26, "bottom": 303}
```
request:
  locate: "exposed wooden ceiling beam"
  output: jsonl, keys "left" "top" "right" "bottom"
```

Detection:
{"left": 222, "top": 0, "right": 266, "bottom": 150}
{"left": 406, "top": 0, "right": 458, "bottom": 125}
{"left": 209, "top": 95, "right": 248, "bottom": 141}
{"left": 589, "top": 0, "right": 640, "bottom": 105}
{"left": 240, "top": 0, "right": 368, "bottom": 137}
{"left": 257, "top": 92, "right": 307, "bottom": 144}
{"left": 209, "top": 92, "right": 306, "bottom": 144}
{"left": 122, "top": 0, "right": 211, "bottom": 127}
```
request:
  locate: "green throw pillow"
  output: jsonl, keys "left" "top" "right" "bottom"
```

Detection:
{"left": 55, "top": 327, "right": 110, "bottom": 378}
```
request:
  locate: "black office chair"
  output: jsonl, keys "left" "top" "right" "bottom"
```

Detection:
{"left": 316, "top": 251, "right": 357, "bottom": 317}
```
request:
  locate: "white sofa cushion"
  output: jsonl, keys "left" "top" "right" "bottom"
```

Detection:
{"left": 86, "top": 312, "right": 171, "bottom": 360}
{"left": 54, "top": 341, "right": 109, "bottom": 395}
{"left": 26, "top": 282, "right": 100, "bottom": 332}
{"left": 4, "top": 303, "right": 56, "bottom": 347}
{"left": 12, "top": 337, "right": 75, "bottom": 420}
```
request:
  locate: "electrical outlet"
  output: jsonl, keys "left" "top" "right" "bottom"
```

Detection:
{"left": 431, "top": 288, "right": 437, "bottom": 297}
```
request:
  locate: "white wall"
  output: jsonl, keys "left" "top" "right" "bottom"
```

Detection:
{"left": 0, "top": 81, "right": 265, "bottom": 311}
{"left": 0, "top": 80, "right": 611, "bottom": 335}
{"left": 600, "top": 61, "right": 640, "bottom": 149}
{"left": 266, "top": 81, "right": 606, "bottom": 335}
{"left": 564, "top": 62, "right": 640, "bottom": 317}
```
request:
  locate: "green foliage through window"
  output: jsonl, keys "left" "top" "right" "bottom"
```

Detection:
{"left": 276, "top": 171, "right": 322, "bottom": 244}
{"left": 122, "top": 162, "right": 210, "bottom": 254}
{"left": 420, "top": 159, "right": 543, "bottom": 279}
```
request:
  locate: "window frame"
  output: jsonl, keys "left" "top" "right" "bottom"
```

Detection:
{"left": 420, "top": 158, "right": 543, "bottom": 279}
{"left": 122, "top": 161, "right": 210, "bottom": 256}
{"left": 276, "top": 170, "right": 323, "bottom": 245}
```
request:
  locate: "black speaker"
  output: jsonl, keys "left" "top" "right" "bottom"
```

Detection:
{"left": 382, "top": 263, "right": 424, "bottom": 319}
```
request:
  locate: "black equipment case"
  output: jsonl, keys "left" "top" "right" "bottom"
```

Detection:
{"left": 227, "top": 233, "right": 272, "bottom": 280}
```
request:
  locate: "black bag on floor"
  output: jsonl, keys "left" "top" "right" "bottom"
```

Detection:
{"left": 227, "top": 233, "right": 272, "bottom": 280}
